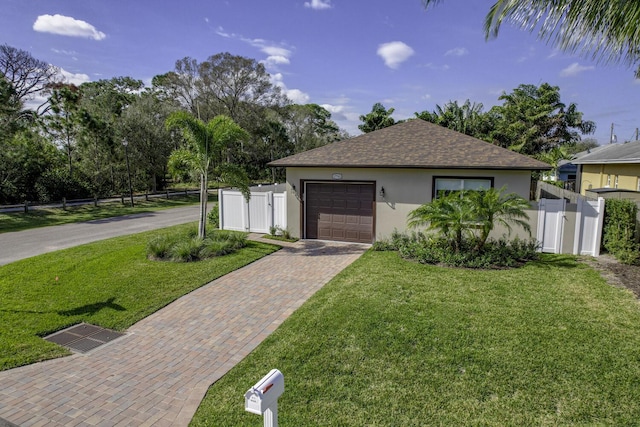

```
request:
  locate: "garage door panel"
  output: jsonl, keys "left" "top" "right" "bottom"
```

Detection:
{"left": 306, "top": 183, "right": 374, "bottom": 244}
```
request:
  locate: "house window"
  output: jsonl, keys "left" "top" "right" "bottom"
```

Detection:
{"left": 433, "top": 177, "right": 493, "bottom": 198}
{"left": 614, "top": 175, "right": 619, "bottom": 189}
{"left": 606, "top": 174, "right": 611, "bottom": 187}
{"left": 637, "top": 177, "right": 640, "bottom": 192}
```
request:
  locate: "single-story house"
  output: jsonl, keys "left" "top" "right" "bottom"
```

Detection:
{"left": 572, "top": 140, "right": 640, "bottom": 196}
{"left": 268, "top": 119, "right": 550, "bottom": 243}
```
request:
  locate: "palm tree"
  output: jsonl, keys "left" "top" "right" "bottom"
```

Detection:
{"left": 422, "top": 0, "right": 640, "bottom": 77}
{"left": 408, "top": 191, "right": 475, "bottom": 253}
{"left": 469, "top": 187, "right": 531, "bottom": 251}
{"left": 408, "top": 187, "right": 531, "bottom": 252}
{"left": 166, "top": 111, "right": 250, "bottom": 239}
{"left": 358, "top": 103, "right": 396, "bottom": 133}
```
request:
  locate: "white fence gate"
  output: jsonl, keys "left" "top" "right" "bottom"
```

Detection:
{"left": 573, "top": 197, "right": 605, "bottom": 256}
{"left": 537, "top": 198, "right": 566, "bottom": 254}
{"left": 218, "top": 189, "right": 287, "bottom": 233}
{"left": 536, "top": 197, "right": 605, "bottom": 255}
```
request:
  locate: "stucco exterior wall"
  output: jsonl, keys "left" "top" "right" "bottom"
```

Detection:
{"left": 580, "top": 164, "right": 640, "bottom": 195}
{"left": 284, "top": 167, "right": 533, "bottom": 240}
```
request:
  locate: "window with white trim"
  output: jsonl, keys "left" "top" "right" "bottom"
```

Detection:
{"left": 433, "top": 177, "right": 493, "bottom": 198}
{"left": 614, "top": 175, "right": 619, "bottom": 188}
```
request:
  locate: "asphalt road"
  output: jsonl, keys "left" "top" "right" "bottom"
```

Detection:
{"left": 0, "top": 205, "right": 203, "bottom": 266}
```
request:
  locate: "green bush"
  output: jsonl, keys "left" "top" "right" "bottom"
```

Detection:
{"left": 207, "top": 204, "right": 220, "bottom": 229}
{"left": 602, "top": 199, "right": 640, "bottom": 265}
{"left": 267, "top": 226, "right": 293, "bottom": 240}
{"left": 374, "top": 231, "right": 539, "bottom": 269}
{"left": 146, "top": 227, "right": 247, "bottom": 262}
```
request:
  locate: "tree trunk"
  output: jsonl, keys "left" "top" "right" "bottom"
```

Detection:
{"left": 198, "top": 172, "right": 208, "bottom": 239}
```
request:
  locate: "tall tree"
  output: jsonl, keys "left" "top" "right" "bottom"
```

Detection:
{"left": 166, "top": 112, "right": 250, "bottom": 238}
{"left": 422, "top": 0, "right": 640, "bottom": 77}
{"left": 0, "top": 44, "right": 60, "bottom": 112}
{"left": 43, "top": 84, "right": 82, "bottom": 174}
{"left": 283, "top": 103, "right": 342, "bottom": 152}
{"left": 416, "top": 100, "right": 493, "bottom": 140}
{"left": 0, "top": 75, "right": 22, "bottom": 143}
{"left": 358, "top": 103, "right": 396, "bottom": 133}
{"left": 120, "top": 91, "right": 178, "bottom": 192}
{"left": 489, "top": 83, "right": 595, "bottom": 155}
{"left": 78, "top": 77, "right": 144, "bottom": 195}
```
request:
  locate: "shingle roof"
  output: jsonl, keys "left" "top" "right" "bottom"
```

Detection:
{"left": 571, "top": 140, "right": 640, "bottom": 164}
{"left": 268, "top": 119, "right": 550, "bottom": 170}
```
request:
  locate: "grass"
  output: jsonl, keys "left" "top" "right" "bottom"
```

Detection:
{"left": 0, "top": 223, "right": 278, "bottom": 371}
{"left": 261, "top": 234, "right": 299, "bottom": 243}
{"left": 191, "top": 251, "right": 640, "bottom": 426}
{"left": 0, "top": 194, "right": 215, "bottom": 234}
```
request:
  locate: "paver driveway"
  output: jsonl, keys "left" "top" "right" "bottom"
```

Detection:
{"left": 0, "top": 237, "right": 368, "bottom": 426}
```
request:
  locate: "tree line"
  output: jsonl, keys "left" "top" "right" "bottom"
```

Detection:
{"left": 2, "top": 43, "right": 598, "bottom": 205}
{"left": 0, "top": 46, "right": 346, "bottom": 204}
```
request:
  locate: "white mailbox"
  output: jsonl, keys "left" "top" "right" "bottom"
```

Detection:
{"left": 244, "top": 369, "right": 284, "bottom": 415}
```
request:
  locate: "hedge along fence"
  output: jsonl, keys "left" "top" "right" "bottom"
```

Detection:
{"left": 602, "top": 199, "right": 640, "bottom": 264}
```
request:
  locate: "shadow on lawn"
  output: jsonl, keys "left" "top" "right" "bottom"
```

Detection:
{"left": 531, "top": 254, "right": 580, "bottom": 269}
{"left": 58, "top": 297, "right": 126, "bottom": 316}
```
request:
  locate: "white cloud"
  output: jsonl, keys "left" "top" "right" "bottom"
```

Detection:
{"left": 445, "top": 47, "right": 468, "bottom": 57}
{"left": 421, "top": 63, "right": 449, "bottom": 71}
{"left": 216, "top": 27, "right": 293, "bottom": 72}
{"left": 304, "top": 0, "right": 332, "bottom": 10}
{"left": 271, "top": 73, "right": 309, "bottom": 104}
{"left": 560, "top": 62, "right": 595, "bottom": 77}
{"left": 286, "top": 89, "right": 310, "bottom": 104}
{"left": 422, "top": 94, "right": 431, "bottom": 100}
{"left": 59, "top": 68, "right": 91, "bottom": 85}
{"left": 33, "top": 14, "right": 106, "bottom": 40}
{"left": 377, "top": 41, "right": 414, "bottom": 69}
{"left": 264, "top": 55, "right": 290, "bottom": 66}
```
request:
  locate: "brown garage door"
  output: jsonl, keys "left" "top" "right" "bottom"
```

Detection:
{"left": 305, "top": 182, "right": 374, "bottom": 243}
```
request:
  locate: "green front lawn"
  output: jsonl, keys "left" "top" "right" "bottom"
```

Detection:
{"left": 0, "top": 223, "right": 278, "bottom": 370}
{"left": 0, "top": 194, "right": 213, "bottom": 234}
{"left": 192, "top": 251, "right": 640, "bottom": 426}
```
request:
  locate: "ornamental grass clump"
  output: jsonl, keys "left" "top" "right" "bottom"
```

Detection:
{"left": 147, "top": 227, "right": 247, "bottom": 262}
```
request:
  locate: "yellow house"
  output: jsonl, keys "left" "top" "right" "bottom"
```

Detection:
{"left": 573, "top": 140, "right": 640, "bottom": 196}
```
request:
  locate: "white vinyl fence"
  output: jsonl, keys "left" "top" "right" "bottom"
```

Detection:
{"left": 218, "top": 188, "right": 287, "bottom": 233}
{"left": 536, "top": 197, "right": 605, "bottom": 256}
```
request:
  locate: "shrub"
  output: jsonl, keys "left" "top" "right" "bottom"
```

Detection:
{"left": 207, "top": 204, "right": 220, "bottom": 229}
{"left": 602, "top": 199, "right": 640, "bottom": 265}
{"left": 267, "top": 226, "right": 293, "bottom": 241}
{"left": 375, "top": 231, "right": 539, "bottom": 269}
{"left": 169, "top": 237, "right": 204, "bottom": 262}
{"left": 146, "top": 227, "right": 247, "bottom": 262}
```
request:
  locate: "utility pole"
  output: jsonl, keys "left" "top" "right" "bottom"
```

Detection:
{"left": 610, "top": 123, "right": 617, "bottom": 144}
{"left": 635, "top": 127, "right": 639, "bottom": 141}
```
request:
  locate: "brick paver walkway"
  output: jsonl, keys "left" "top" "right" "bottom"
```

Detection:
{"left": 0, "top": 237, "right": 368, "bottom": 426}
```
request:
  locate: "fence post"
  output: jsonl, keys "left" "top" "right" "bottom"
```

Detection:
{"left": 218, "top": 189, "right": 224, "bottom": 230}
{"left": 94, "top": 196, "right": 98, "bottom": 207}
{"left": 62, "top": 197, "right": 66, "bottom": 210}
{"left": 166, "top": 189, "right": 169, "bottom": 199}
{"left": 24, "top": 200, "right": 28, "bottom": 213}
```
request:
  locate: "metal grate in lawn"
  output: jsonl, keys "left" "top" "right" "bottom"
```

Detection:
{"left": 44, "top": 323, "right": 125, "bottom": 353}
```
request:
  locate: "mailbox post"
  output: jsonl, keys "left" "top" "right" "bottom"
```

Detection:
{"left": 245, "top": 369, "right": 284, "bottom": 427}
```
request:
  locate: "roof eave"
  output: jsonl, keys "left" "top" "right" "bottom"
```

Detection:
{"left": 573, "top": 158, "right": 640, "bottom": 165}
{"left": 267, "top": 163, "right": 550, "bottom": 170}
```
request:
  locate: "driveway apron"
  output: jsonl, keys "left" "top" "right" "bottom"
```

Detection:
{"left": 0, "top": 237, "right": 368, "bottom": 427}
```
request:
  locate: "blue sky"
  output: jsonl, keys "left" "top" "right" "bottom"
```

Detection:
{"left": 3, "top": 0, "right": 639, "bottom": 144}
